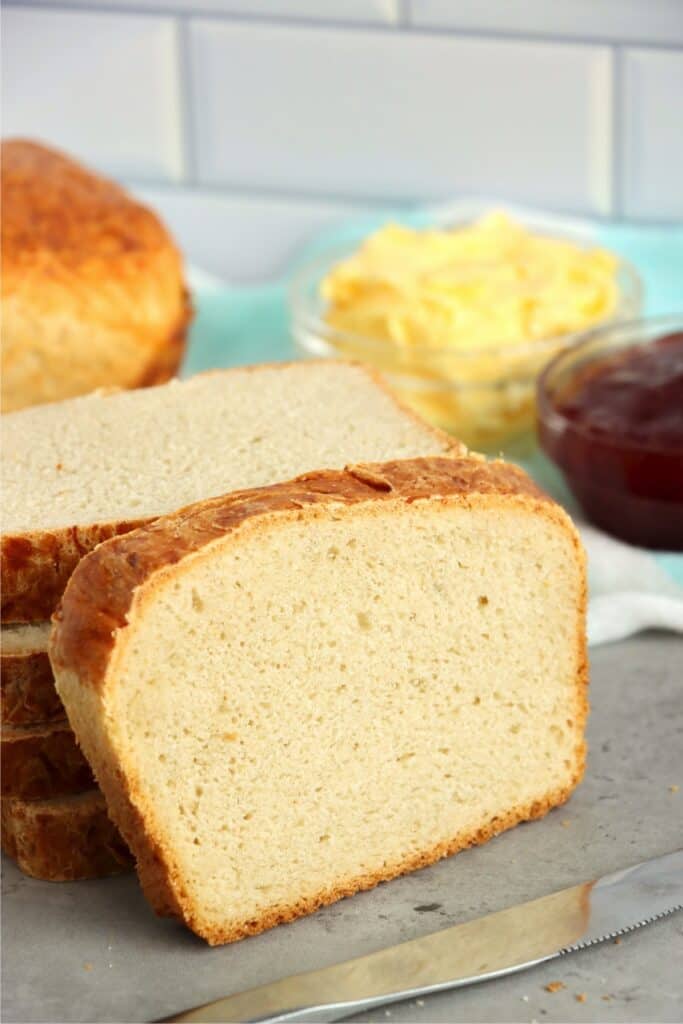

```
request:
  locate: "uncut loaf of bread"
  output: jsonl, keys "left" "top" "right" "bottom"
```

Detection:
{"left": 51, "top": 456, "right": 587, "bottom": 945}
{"left": 1, "top": 139, "right": 190, "bottom": 412}
{"left": 1, "top": 361, "right": 460, "bottom": 622}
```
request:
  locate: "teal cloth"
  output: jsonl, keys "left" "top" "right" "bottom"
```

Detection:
{"left": 184, "top": 210, "right": 683, "bottom": 584}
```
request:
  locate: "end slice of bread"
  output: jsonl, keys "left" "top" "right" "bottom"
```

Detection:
{"left": 2, "top": 623, "right": 62, "bottom": 726}
{"left": 1, "top": 790, "right": 132, "bottom": 881}
{"left": 51, "top": 456, "right": 587, "bottom": 945}
{"left": 1, "top": 361, "right": 461, "bottom": 622}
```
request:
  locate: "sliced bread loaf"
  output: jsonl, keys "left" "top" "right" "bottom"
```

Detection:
{"left": 1, "top": 623, "right": 61, "bottom": 726}
{"left": 1, "top": 720, "right": 94, "bottom": 800}
{"left": 1, "top": 362, "right": 460, "bottom": 621}
{"left": 51, "top": 456, "right": 587, "bottom": 945}
{"left": 1, "top": 790, "right": 132, "bottom": 881}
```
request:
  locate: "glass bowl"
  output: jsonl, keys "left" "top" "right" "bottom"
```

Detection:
{"left": 537, "top": 313, "right": 683, "bottom": 550}
{"left": 289, "top": 205, "right": 642, "bottom": 454}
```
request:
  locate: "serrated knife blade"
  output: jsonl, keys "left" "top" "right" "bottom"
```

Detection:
{"left": 158, "top": 848, "right": 683, "bottom": 1024}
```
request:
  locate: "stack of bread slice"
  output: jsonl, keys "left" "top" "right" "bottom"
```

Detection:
{"left": 1, "top": 361, "right": 461, "bottom": 880}
{"left": 1, "top": 622, "right": 133, "bottom": 879}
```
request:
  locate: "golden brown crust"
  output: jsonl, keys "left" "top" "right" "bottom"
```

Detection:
{"left": 1, "top": 790, "right": 133, "bottom": 881}
{"left": 51, "top": 455, "right": 587, "bottom": 942}
{"left": 1, "top": 360, "right": 458, "bottom": 622}
{"left": 1, "top": 139, "right": 190, "bottom": 412}
{"left": 132, "top": 292, "right": 192, "bottom": 387}
{"left": 1, "top": 519, "right": 147, "bottom": 623}
{"left": 1, "top": 647, "right": 63, "bottom": 726}
{"left": 52, "top": 457, "right": 547, "bottom": 688}
{"left": 2, "top": 140, "right": 175, "bottom": 275}
{"left": 1, "top": 720, "right": 95, "bottom": 800}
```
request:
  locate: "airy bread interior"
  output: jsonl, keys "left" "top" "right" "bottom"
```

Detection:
{"left": 1, "top": 622, "right": 51, "bottom": 656}
{"left": 2, "top": 363, "right": 456, "bottom": 533}
{"left": 65, "top": 490, "right": 585, "bottom": 943}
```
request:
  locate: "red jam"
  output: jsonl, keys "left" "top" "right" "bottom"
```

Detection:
{"left": 539, "top": 330, "right": 683, "bottom": 549}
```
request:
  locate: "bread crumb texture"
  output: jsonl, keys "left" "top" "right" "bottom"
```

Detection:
{"left": 1, "top": 361, "right": 459, "bottom": 621}
{"left": 52, "top": 456, "right": 587, "bottom": 944}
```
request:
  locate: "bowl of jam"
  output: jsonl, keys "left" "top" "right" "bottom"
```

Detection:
{"left": 537, "top": 314, "right": 683, "bottom": 550}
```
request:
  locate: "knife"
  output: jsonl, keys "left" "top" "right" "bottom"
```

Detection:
{"left": 159, "top": 847, "right": 683, "bottom": 1024}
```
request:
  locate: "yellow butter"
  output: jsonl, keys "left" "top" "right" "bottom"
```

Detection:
{"left": 322, "top": 212, "right": 619, "bottom": 352}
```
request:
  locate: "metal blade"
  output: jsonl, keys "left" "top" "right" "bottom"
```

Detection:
{"left": 159, "top": 848, "right": 683, "bottom": 1024}
{"left": 558, "top": 847, "right": 683, "bottom": 952}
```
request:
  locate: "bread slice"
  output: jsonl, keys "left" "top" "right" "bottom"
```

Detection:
{"left": 1, "top": 139, "right": 190, "bottom": 413}
{"left": 1, "top": 622, "right": 62, "bottom": 726}
{"left": 51, "top": 456, "right": 587, "bottom": 945}
{"left": 1, "top": 790, "right": 132, "bottom": 881}
{"left": 1, "top": 720, "right": 94, "bottom": 800}
{"left": 1, "top": 361, "right": 461, "bottom": 622}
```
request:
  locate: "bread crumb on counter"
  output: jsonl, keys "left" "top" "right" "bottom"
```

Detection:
{"left": 575, "top": 993, "right": 587, "bottom": 1003}
{"left": 544, "top": 981, "right": 566, "bottom": 993}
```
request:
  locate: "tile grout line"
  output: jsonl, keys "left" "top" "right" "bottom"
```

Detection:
{"left": 177, "top": 13, "right": 197, "bottom": 186}
{"left": 3, "top": 0, "right": 401, "bottom": 33}
{"left": 128, "top": 176, "right": 679, "bottom": 226}
{"left": 127, "top": 179, "right": 679, "bottom": 229}
{"left": 126, "top": 176, "right": 623, "bottom": 222}
{"left": 611, "top": 45, "right": 624, "bottom": 219}
{"left": 397, "top": 0, "right": 411, "bottom": 30}
{"left": 4, "top": 0, "right": 683, "bottom": 49}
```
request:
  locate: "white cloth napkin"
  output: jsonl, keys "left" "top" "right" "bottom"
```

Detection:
{"left": 579, "top": 522, "right": 683, "bottom": 646}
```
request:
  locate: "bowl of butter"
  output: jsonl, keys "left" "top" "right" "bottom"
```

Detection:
{"left": 290, "top": 206, "right": 642, "bottom": 453}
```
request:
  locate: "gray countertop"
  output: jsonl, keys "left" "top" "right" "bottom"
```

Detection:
{"left": 3, "top": 633, "right": 682, "bottom": 1024}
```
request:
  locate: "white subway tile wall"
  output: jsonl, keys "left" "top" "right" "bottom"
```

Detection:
{"left": 621, "top": 48, "right": 683, "bottom": 220}
{"left": 21, "top": 0, "right": 399, "bottom": 22}
{"left": 410, "top": 0, "right": 683, "bottom": 46}
{"left": 2, "top": 7, "right": 184, "bottom": 181}
{"left": 190, "top": 21, "right": 612, "bottom": 211}
{"left": 2, "top": 2, "right": 682, "bottom": 280}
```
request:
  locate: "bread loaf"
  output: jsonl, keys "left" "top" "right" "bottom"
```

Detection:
{"left": 1, "top": 623, "right": 61, "bottom": 726}
{"left": 51, "top": 456, "right": 587, "bottom": 945}
{"left": 1, "top": 790, "right": 132, "bottom": 881}
{"left": 1, "top": 139, "right": 190, "bottom": 412}
{"left": 1, "top": 362, "right": 461, "bottom": 621}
